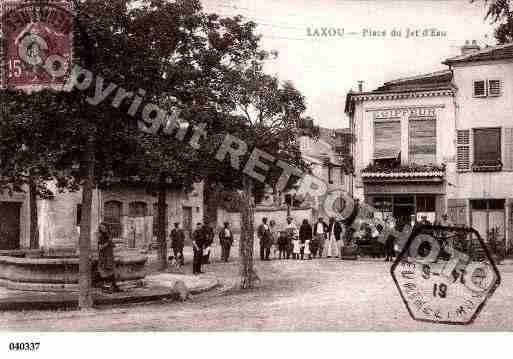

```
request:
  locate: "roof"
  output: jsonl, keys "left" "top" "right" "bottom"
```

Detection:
{"left": 344, "top": 69, "right": 454, "bottom": 114}
{"left": 373, "top": 69, "right": 454, "bottom": 93}
{"left": 443, "top": 42, "right": 513, "bottom": 65}
{"left": 317, "top": 127, "right": 351, "bottom": 147}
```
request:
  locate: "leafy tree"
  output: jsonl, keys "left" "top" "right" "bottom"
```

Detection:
{"left": 204, "top": 62, "right": 310, "bottom": 288}
{"left": 473, "top": 0, "right": 513, "bottom": 43}
{"left": 1, "top": 0, "right": 311, "bottom": 299}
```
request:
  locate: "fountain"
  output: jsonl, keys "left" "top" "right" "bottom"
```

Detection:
{"left": 0, "top": 248, "right": 148, "bottom": 292}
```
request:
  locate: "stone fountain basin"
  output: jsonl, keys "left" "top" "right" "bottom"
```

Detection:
{"left": 0, "top": 250, "right": 148, "bottom": 292}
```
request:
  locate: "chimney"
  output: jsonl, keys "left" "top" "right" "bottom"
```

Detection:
{"left": 358, "top": 80, "right": 364, "bottom": 92}
{"left": 461, "top": 40, "right": 480, "bottom": 55}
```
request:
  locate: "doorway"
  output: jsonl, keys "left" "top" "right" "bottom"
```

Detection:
{"left": 0, "top": 202, "right": 21, "bottom": 250}
{"left": 393, "top": 195, "right": 415, "bottom": 228}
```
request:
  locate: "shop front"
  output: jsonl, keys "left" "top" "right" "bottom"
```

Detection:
{"left": 362, "top": 171, "right": 446, "bottom": 227}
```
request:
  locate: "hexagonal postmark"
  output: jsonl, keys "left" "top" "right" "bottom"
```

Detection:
{"left": 391, "top": 225, "right": 501, "bottom": 325}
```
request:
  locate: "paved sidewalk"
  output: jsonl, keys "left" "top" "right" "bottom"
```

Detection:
{"left": 0, "top": 273, "right": 219, "bottom": 311}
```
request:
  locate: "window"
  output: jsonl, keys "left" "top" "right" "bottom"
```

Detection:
{"left": 152, "top": 204, "right": 168, "bottom": 236}
{"left": 328, "top": 166, "right": 333, "bottom": 184}
{"left": 471, "top": 199, "right": 505, "bottom": 242}
{"left": 473, "top": 128, "right": 502, "bottom": 171}
{"left": 488, "top": 80, "right": 501, "bottom": 96}
{"left": 129, "top": 201, "right": 148, "bottom": 217}
{"left": 374, "top": 120, "right": 401, "bottom": 161}
{"left": 409, "top": 118, "right": 436, "bottom": 164}
{"left": 456, "top": 130, "right": 471, "bottom": 172}
{"left": 104, "top": 201, "right": 122, "bottom": 238}
{"left": 417, "top": 196, "right": 436, "bottom": 212}
{"left": 76, "top": 204, "right": 82, "bottom": 226}
{"left": 473, "top": 80, "right": 486, "bottom": 97}
{"left": 473, "top": 79, "right": 502, "bottom": 97}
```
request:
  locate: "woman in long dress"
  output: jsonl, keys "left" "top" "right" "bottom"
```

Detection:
{"left": 97, "top": 223, "right": 121, "bottom": 293}
{"left": 299, "top": 219, "right": 312, "bottom": 260}
{"left": 269, "top": 220, "right": 279, "bottom": 259}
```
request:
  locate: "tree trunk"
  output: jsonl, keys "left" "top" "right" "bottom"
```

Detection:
{"left": 239, "top": 175, "right": 259, "bottom": 289}
{"left": 157, "top": 186, "right": 167, "bottom": 270}
{"left": 29, "top": 175, "right": 39, "bottom": 249}
{"left": 79, "top": 135, "right": 94, "bottom": 309}
{"left": 203, "top": 180, "right": 218, "bottom": 228}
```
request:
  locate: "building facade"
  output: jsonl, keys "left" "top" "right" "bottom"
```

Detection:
{"left": 346, "top": 42, "right": 513, "bottom": 249}
{"left": 298, "top": 126, "right": 353, "bottom": 196}
{"left": 0, "top": 183, "right": 204, "bottom": 251}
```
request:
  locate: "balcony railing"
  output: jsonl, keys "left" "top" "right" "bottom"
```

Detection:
{"left": 361, "top": 163, "right": 446, "bottom": 180}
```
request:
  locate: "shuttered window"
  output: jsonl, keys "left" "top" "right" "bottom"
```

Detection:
{"left": 504, "top": 128, "right": 513, "bottom": 171}
{"left": 448, "top": 199, "right": 467, "bottom": 226}
{"left": 473, "top": 128, "right": 501, "bottom": 167}
{"left": 488, "top": 80, "right": 501, "bottom": 96}
{"left": 374, "top": 120, "right": 401, "bottom": 159}
{"left": 409, "top": 118, "right": 436, "bottom": 164}
{"left": 473, "top": 80, "right": 486, "bottom": 97}
{"left": 457, "top": 129, "right": 470, "bottom": 172}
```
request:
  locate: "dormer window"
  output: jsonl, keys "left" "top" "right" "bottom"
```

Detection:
{"left": 473, "top": 80, "right": 486, "bottom": 97}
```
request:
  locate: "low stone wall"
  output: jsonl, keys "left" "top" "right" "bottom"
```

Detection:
{"left": 0, "top": 250, "right": 148, "bottom": 292}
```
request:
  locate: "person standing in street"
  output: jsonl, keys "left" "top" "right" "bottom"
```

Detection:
{"left": 219, "top": 222, "right": 234, "bottom": 262}
{"left": 327, "top": 217, "right": 342, "bottom": 258}
{"left": 192, "top": 223, "right": 205, "bottom": 275}
{"left": 269, "top": 220, "right": 279, "bottom": 259}
{"left": 313, "top": 217, "right": 328, "bottom": 258}
{"left": 285, "top": 217, "right": 298, "bottom": 259}
{"left": 202, "top": 224, "right": 214, "bottom": 264}
{"left": 384, "top": 216, "right": 396, "bottom": 262}
{"left": 97, "top": 223, "right": 121, "bottom": 293}
{"left": 257, "top": 217, "right": 271, "bottom": 260}
{"left": 299, "top": 219, "right": 313, "bottom": 260}
{"left": 170, "top": 222, "right": 185, "bottom": 265}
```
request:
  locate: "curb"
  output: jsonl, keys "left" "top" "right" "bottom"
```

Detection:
{"left": 0, "top": 279, "right": 220, "bottom": 312}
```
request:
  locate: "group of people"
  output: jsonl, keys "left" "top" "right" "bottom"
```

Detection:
{"left": 189, "top": 222, "right": 234, "bottom": 275}
{"left": 94, "top": 213, "right": 452, "bottom": 289}
{"left": 257, "top": 216, "right": 346, "bottom": 261}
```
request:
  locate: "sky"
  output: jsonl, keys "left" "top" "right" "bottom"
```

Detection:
{"left": 201, "top": 0, "right": 495, "bottom": 129}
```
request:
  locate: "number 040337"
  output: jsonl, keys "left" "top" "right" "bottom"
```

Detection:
{"left": 9, "top": 342, "right": 40, "bottom": 351}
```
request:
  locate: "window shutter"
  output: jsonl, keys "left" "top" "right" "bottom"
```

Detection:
{"left": 473, "top": 80, "right": 486, "bottom": 97}
{"left": 374, "top": 120, "right": 401, "bottom": 159}
{"left": 488, "top": 80, "right": 501, "bottom": 96}
{"left": 447, "top": 199, "right": 467, "bottom": 226}
{"left": 504, "top": 128, "right": 513, "bottom": 171}
{"left": 456, "top": 129, "right": 470, "bottom": 172}
{"left": 473, "top": 128, "right": 501, "bottom": 168}
{"left": 409, "top": 118, "right": 436, "bottom": 164}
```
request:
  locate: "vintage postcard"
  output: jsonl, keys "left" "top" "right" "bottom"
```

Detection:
{"left": 0, "top": 0, "right": 512, "bottom": 357}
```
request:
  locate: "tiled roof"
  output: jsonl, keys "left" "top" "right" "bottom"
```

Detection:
{"left": 344, "top": 69, "right": 454, "bottom": 114}
{"left": 373, "top": 69, "right": 454, "bottom": 93}
{"left": 443, "top": 42, "right": 513, "bottom": 65}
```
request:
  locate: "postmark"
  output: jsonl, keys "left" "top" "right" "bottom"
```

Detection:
{"left": 1, "top": 0, "right": 72, "bottom": 88}
{"left": 391, "top": 225, "right": 501, "bottom": 325}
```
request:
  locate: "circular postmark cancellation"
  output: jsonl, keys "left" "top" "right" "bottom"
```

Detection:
{"left": 391, "top": 225, "right": 501, "bottom": 325}
{"left": 1, "top": 0, "right": 72, "bottom": 88}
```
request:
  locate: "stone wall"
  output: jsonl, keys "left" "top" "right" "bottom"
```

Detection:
{"left": 217, "top": 207, "right": 313, "bottom": 234}
{"left": 35, "top": 182, "right": 204, "bottom": 250}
